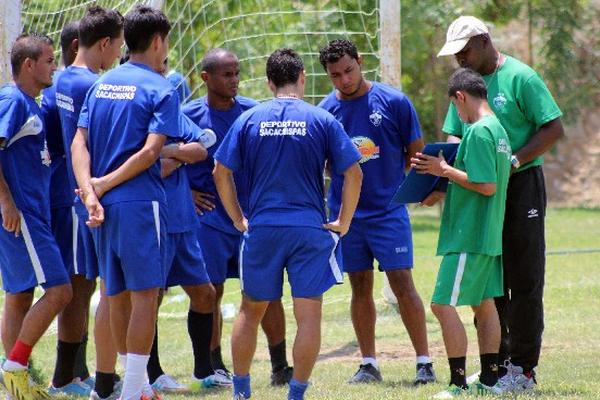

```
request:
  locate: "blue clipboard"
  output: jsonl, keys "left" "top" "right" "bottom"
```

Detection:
{"left": 391, "top": 142, "right": 459, "bottom": 204}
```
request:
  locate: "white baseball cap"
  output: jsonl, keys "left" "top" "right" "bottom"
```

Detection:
{"left": 437, "top": 16, "right": 489, "bottom": 57}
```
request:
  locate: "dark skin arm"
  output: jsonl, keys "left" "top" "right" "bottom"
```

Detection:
{"left": 512, "top": 118, "right": 564, "bottom": 169}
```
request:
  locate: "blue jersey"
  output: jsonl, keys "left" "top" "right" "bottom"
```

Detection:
{"left": 78, "top": 62, "right": 180, "bottom": 205}
{"left": 182, "top": 96, "right": 257, "bottom": 235}
{"left": 163, "top": 113, "right": 202, "bottom": 233}
{"left": 214, "top": 98, "right": 361, "bottom": 228}
{"left": 319, "top": 82, "right": 422, "bottom": 219}
{"left": 41, "top": 71, "right": 72, "bottom": 209}
{"left": 166, "top": 70, "right": 191, "bottom": 104}
{"left": 0, "top": 84, "right": 52, "bottom": 218}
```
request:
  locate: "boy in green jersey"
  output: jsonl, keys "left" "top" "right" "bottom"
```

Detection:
{"left": 411, "top": 68, "right": 511, "bottom": 398}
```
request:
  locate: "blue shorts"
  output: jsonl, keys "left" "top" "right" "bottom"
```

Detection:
{"left": 341, "top": 207, "right": 413, "bottom": 273}
{"left": 0, "top": 212, "right": 70, "bottom": 293}
{"left": 165, "top": 230, "right": 211, "bottom": 287}
{"left": 94, "top": 201, "right": 167, "bottom": 296}
{"left": 51, "top": 206, "right": 98, "bottom": 279}
{"left": 240, "top": 226, "right": 342, "bottom": 301}
{"left": 197, "top": 223, "right": 240, "bottom": 285}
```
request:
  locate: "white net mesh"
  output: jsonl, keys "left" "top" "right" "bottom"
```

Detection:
{"left": 19, "top": 0, "right": 380, "bottom": 104}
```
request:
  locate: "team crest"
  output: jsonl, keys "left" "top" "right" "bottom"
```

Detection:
{"left": 369, "top": 110, "right": 383, "bottom": 126}
{"left": 493, "top": 93, "right": 507, "bottom": 109}
{"left": 352, "top": 136, "right": 380, "bottom": 164}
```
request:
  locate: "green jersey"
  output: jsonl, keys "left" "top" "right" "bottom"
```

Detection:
{"left": 442, "top": 55, "right": 562, "bottom": 171}
{"left": 437, "top": 115, "right": 511, "bottom": 257}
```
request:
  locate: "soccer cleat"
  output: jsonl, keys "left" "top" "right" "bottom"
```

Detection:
{"left": 233, "top": 394, "right": 249, "bottom": 400}
{"left": 142, "top": 382, "right": 161, "bottom": 400}
{"left": 189, "top": 372, "right": 233, "bottom": 390}
{"left": 432, "top": 384, "right": 468, "bottom": 399}
{"left": 2, "top": 369, "right": 34, "bottom": 400}
{"left": 88, "top": 378, "right": 122, "bottom": 400}
{"left": 347, "top": 364, "right": 382, "bottom": 384}
{"left": 414, "top": 362, "right": 436, "bottom": 385}
{"left": 214, "top": 368, "right": 232, "bottom": 380}
{"left": 469, "top": 381, "right": 499, "bottom": 395}
{"left": 493, "top": 361, "right": 536, "bottom": 394}
{"left": 151, "top": 374, "right": 187, "bottom": 392}
{"left": 82, "top": 375, "right": 96, "bottom": 389}
{"left": 48, "top": 377, "right": 92, "bottom": 397}
{"left": 270, "top": 366, "right": 293, "bottom": 386}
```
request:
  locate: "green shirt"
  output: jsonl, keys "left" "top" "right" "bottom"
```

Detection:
{"left": 437, "top": 115, "right": 511, "bottom": 256}
{"left": 442, "top": 55, "right": 562, "bottom": 171}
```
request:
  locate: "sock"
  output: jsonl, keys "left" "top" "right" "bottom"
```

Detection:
{"left": 147, "top": 322, "right": 164, "bottom": 383}
{"left": 479, "top": 353, "right": 499, "bottom": 386}
{"left": 448, "top": 357, "right": 467, "bottom": 389}
{"left": 288, "top": 379, "right": 309, "bottom": 400}
{"left": 73, "top": 333, "right": 90, "bottom": 380}
{"left": 268, "top": 340, "right": 289, "bottom": 373}
{"left": 120, "top": 353, "right": 149, "bottom": 400}
{"left": 8, "top": 340, "right": 33, "bottom": 369}
{"left": 187, "top": 309, "right": 214, "bottom": 379}
{"left": 118, "top": 353, "right": 127, "bottom": 371}
{"left": 2, "top": 359, "right": 27, "bottom": 372}
{"left": 362, "top": 357, "right": 378, "bottom": 370}
{"left": 210, "top": 346, "right": 226, "bottom": 371}
{"left": 416, "top": 355, "right": 431, "bottom": 365}
{"left": 94, "top": 371, "right": 117, "bottom": 399}
{"left": 52, "top": 340, "right": 81, "bottom": 387}
{"left": 232, "top": 374, "right": 251, "bottom": 398}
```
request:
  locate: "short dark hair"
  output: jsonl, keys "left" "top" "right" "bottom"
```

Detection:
{"left": 318, "top": 39, "right": 359, "bottom": 70}
{"left": 11, "top": 33, "right": 53, "bottom": 76}
{"left": 201, "top": 48, "right": 237, "bottom": 73}
{"left": 79, "top": 6, "right": 124, "bottom": 48}
{"left": 124, "top": 5, "right": 171, "bottom": 53}
{"left": 266, "top": 48, "right": 304, "bottom": 88}
{"left": 60, "top": 21, "right": 79, "bottom": 56}
{"left": 448, "top": 68, "right": 487, "bottom": 99}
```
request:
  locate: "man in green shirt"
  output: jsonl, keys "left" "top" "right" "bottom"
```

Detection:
{"left": 435, "top": 15, "right": 565, "bottom": 394}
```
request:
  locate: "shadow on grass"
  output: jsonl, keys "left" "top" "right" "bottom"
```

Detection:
{"left": 318, "top": 341, "right": 359, "bottom": 361}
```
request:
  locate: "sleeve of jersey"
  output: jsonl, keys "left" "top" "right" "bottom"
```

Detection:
{"left": 463, "top": 128, "right": 497, "bottom": 184}
{"left": 518, "top": 74, "right": 563, "bottom": 128}
{"left": 213, "top": 117, "right": 244, "bottom": 172}
{"left": 0, "top": 96, "right": 24, "bottom": 142}
{"left": 77, "top": 95, "right": 90, "bottom": 129}
{"left": 149, "top": 90, "right": 180, "bottom": 138}
{"left": 327, "top": 118, "right": 361, "bottom": 175}
{"left": 178, "top": 113, "right": 202, "bottom": 143}
{"left": 397, "top": 96, "right": 422, "bottom": 144}
{"left": 441, "top": 103, "right": 464, "bottom": 137}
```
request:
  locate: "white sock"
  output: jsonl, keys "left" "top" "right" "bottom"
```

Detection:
{"left": 362, "top": 357, "right": 379, "bottom": 370}
{"left": 118, "top": 353, "right": 128, "bottom": 371}
{"left": 2, "top": 359, "right": 27, "bottom": 372}
{"left": 416, "top": 355, "right": 431, "bottom": 365}
{"left": 120, "top": 353, "right": 150, "bottom": 400}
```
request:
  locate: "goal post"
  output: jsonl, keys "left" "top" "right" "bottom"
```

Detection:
{"left": 0, "top": 0, "right": 22, "bottom": 84}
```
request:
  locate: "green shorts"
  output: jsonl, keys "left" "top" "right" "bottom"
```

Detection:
{"left": 432, "top": 252, "right": 503, "bottom": 306}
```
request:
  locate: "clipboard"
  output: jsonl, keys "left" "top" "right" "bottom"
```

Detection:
{"left": 391, "top": 142, "right": 459, "bottom": 204}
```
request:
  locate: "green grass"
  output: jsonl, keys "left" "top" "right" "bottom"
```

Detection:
{"left": 11, "top": 208, "right": 600, "bottom": 399}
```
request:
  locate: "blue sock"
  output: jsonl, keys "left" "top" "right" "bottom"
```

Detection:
{"left": 232, "top": 374, "right": 251, "bottom": 399}
{"left": 288, "top": 379, "right": 309, "bottom": 400}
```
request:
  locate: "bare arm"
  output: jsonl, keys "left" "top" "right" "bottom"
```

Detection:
{"left": 405, "top": 138, "right": 424, "bottom": 171}
{"left": 513, "top": 118, "right": 564, "bottom": 167}
{"left": 213, "top": 161, "right": 247, "bottom": 232}
{"left": 71, "top": 128, "right": 104, "bottom": 226}
{"left": 0, "top": 164, "right": 20, "bottom": 236}
{"left": 324, "top": 162, "right": 363, "bottom": 236}
{"left": 161, "top": 142, "right": 207, "bottom": 164}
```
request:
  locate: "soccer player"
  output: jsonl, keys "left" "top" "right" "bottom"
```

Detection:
{"left": 436, "top": 16, "right": 564, "bottom": 392}
{"left": 411, "top": 68, "right": 511, "bottom": 397}
{"left": 41, "top": 21, "right": 97, "bottom": 396}
{"left": 214, "top": 48, "right": 363, "bottom": 400}
{"left": 71, "top": 6, "right": 179, "bottom": 400}
{"left": 183, "top": 48, "right": 293, "bottom": 386}
{"left": 55, "top": 7, "right": 125, "bottom": 399}
{"left": 318, "top": 39, "right": 435, "bottom": 385}
{"left": 0, "top": 33, "right": 72, "bottom": 400}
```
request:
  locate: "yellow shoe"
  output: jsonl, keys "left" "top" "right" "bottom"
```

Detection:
{"left": 2, "top": 369, "right": 34, "bottom": 400}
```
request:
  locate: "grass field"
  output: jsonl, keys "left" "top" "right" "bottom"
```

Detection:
{"left": 10, "top": 207, "right": 600, "bottom": 399}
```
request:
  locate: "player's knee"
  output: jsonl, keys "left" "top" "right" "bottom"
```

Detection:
{"left": 45, "top": 283, "right": 73, "bottom": 309}
{"left": 430, "top": 302, "right": 447, "bottom": 319}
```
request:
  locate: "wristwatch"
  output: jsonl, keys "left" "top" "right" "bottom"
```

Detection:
{"left": 510, "top": 155, "right": 521, "bottom": 169}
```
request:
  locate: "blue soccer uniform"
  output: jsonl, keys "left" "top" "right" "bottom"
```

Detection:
{"left": 182, "top": 96, "right": 257, "bottom": 285}
{"left": 214, "top": 98, "right": 361, "bottom": 301}
{"left": 55, "top": 65, "right": 101, "bottom": 279}
{"left": 78, "top": 62, "right": 180, "bottom": 295}
{"left": 0, "top": 84, "right": 70, "bottom": 293}
{"left": 319, "top": 82, "right": 422, "bottom": 272}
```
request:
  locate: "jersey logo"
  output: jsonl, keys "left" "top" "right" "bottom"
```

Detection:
{"left": 352, "top": 136, "right": 380, "bottom": 164}
{"left": 40, "top": 140, "right": 51, "bottom": 167}
{"left": 369, "top": 110, "right": 383, "bottom": 126}
{"left": 497, "top": 138, "right": 511, "bottom": 157}
{"left": 493, "top": 93, "right": 507, "bottom": 109}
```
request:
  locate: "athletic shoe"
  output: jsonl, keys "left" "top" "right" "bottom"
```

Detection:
{"left": 48, "top": 377, "right": 92, "bottom": 397}
{"left": 88, "top": 379, "right": 122, "bottom": 400}
{"left": 151, "top": 374, "right": 187, "bottom": 392}
{"left": 142, "top": 383, "right": 161, "bottom": 400}
{"left": 233, "top": 395, "right": 249, "bottom": 400}
{"left": 82, "top": 375, "right": 96, "bottom": 389}
{"left": 189, "top": 372, "right": 233, "bottom": 390}
{"left": 414, "top": 362, "right": 436, "bottom": 385}
{"left": 493, "top": 361, "right": 536, "bottom": 394}
{"left": 432, "top": 384, "right": 468, "bottom": 399}
{"left": 270, "top": 366, "right": 293, "bottom": 386}
{"left": 348, "top": 364, "right": 382, "bottom": 384}
{"left": 214, "top": 368, "right": 232, "bottom": 380}
{"left": 469, "top": 381, "right": 498, "bottom": 395}
{"left": 2, "top": 369, "right": 34, "bottom": 400}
